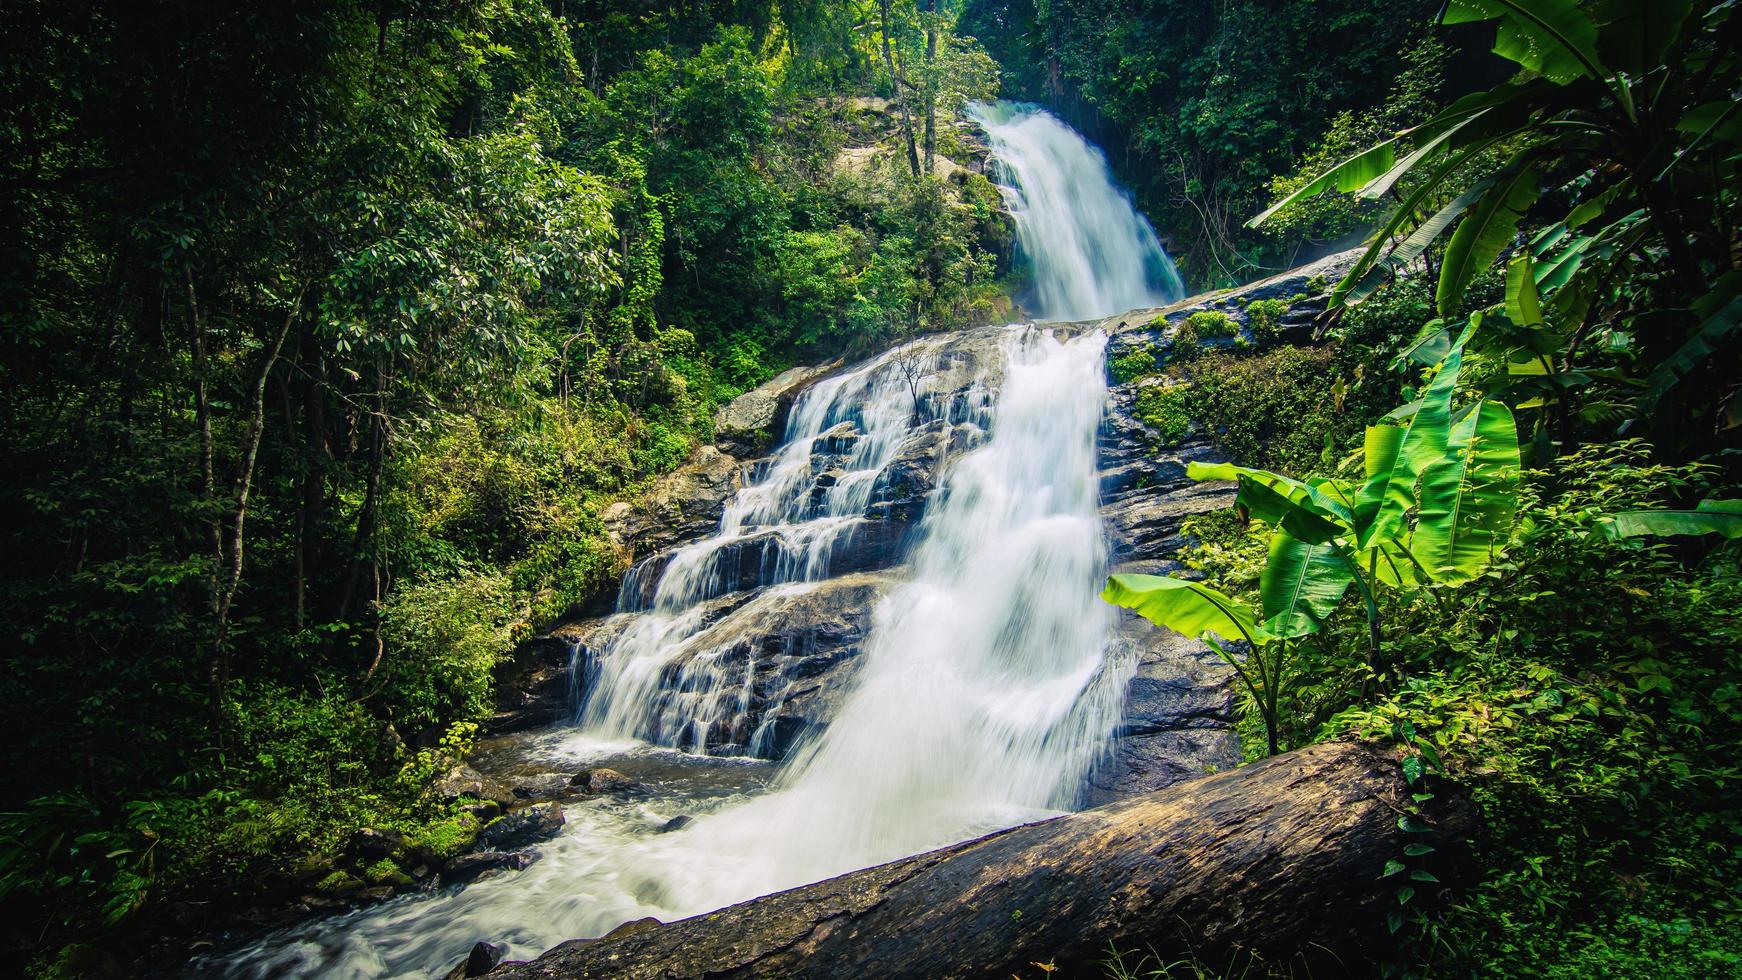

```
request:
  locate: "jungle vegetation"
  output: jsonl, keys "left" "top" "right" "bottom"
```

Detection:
{"left": 1, "top": 0, "right": 1737, "bottom": 977}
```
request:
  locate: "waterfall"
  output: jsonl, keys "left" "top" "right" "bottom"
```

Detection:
{"left": 212, "top": 100, "right": 1175, "bottom": 979}
{"left": 967, "top": 101, "right": 1186, "bottom": 320}
{"left": 574, "top": 339, "right": 974, "bottom": 753}
{"left": 732, "top": 328, "right": 1122, "bottom": 881}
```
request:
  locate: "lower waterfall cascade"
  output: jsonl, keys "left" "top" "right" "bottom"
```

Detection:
{"left": 210, "top": 101, "right": 1199, "bottom": 979}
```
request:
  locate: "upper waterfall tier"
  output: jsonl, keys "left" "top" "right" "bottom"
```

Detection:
{"left": 967, "top": 101, "right": 1185, "bottom": 321}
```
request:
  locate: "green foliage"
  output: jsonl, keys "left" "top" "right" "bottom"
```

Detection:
{"left": 1241, "top": 299, "right": 1289, "bottom": 344}
{"left": 1253, "top": 0, "right": 1742, "bottom": 456}
{"left": 379, "top": 572, "right": 517, "bottom": 731}
{"left": 1133, "top": 385, "right": 1191, "bottom": 447}
{"left": 1260, "top": 37, "right": 1451, "bottom": 244}
{"left": 0, "top": 0, "right": 1014, "bottom": 956}
{"left": 1109, "top": 346, "right": 1160, "bottom": 383}
{"left": 1183, "top": 310, "right": 1238, "bottom": 339}
{"left": 1109, "top": 328, "right": 1523, "bottom": 754}
{"left": 1324, "top": 443, "right": 1742, "bottom": 976}
{"left": 1185, "top": 347, "right": 1353, "bottom": 474}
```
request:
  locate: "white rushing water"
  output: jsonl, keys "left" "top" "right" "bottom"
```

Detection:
{"left": 967, "top": 101, "right": 1185, "bottom": 321}
{"left": 213, "top": 98, "right": 1179, "bottom": 979}
{"left": 576, "top": 337, "right": 976, "bottom": 754}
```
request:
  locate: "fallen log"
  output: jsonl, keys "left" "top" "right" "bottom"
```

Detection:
{"left": 494, "top": 741, "right": 1472, "bottom": 979}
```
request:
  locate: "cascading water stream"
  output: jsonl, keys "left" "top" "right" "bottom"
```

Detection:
{"left": 213, "top": 100, "right": 1180, "bottom": 979}
{"left": 574, "top": 339, "right": 969, "bottom": 753}
{"left": 967, "top": 101, "right": 1186, "bottom": 320}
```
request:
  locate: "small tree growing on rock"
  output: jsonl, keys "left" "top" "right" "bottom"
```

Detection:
{"left": 893, "top": 350, "right": 930, "bottom": 423}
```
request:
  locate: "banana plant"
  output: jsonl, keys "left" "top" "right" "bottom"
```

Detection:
{"left": 1599, "top": 498, "right": 1742, "bottom": 573}
{"left": 1104, "top": 331, "right": 1522, "bottom": 752}
{"left": 1250, "top": 0, "right": 1740, "bottom": 441}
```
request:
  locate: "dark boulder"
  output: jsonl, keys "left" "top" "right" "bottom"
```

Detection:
{"left": 430, "top": 764, "right": 515, "bottom": 808}
{"left": 440, "top": 851, "right": 540, "bottom": 885}
{"left": 344, "top": 827, "right": 404, "bottom": 862}
{"left": 475, "top": 802, "right": 565, "bottom": 851}
{"left": 571, "top": 767, "right": 638, "bottom": 794}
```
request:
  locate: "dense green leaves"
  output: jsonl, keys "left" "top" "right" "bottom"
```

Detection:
{"left": 1602, "top": 499, "right": 1742, "bottom": 540}
{"left": 1436, "top": 164, "right": 1539, "bottom": 315}
{"left": 1445, "top": 0, "right": 1607, "bottom": 85}
{"left": 1247, "top": 139, "right": 1401, "bottom": 228}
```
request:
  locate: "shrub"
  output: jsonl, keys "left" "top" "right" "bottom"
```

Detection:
{"left": 378, "top": 570, "right": 516, "bottom": 733}
{"left": 1244, "top": 298, "right": 1290, "bottom": 343}
{"left": 1185, "top": 346, "right": 1351, "bottom": 473}
{"left": 1184, "top": 309, "right": 1238, "bottom": 339}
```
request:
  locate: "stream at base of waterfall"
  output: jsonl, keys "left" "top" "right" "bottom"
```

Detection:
{"left": 205, "top": 101, "right": 1187, "bottom": 979}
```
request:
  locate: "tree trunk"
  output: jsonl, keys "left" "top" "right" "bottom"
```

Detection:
{"left": 493, "top": 741, "right": 1472, "bottom": 979}
{"left": 878, "top": 0, "right": 921, "bottom": 177}
{"left": 208, "top": 297, "right": 301, "bottom": 715}
{"left": 922, "top": 0, "right": 938, "bottom": 174}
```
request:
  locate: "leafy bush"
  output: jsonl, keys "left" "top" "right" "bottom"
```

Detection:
{"left": 1185, "top": 346, "right": 1351, "bottom": 474}
{"left": 1183, "top": 310, "right": 1238, "bottom": 339}
{"left": 1243, "top": 298, "right": 1290, "bottom": 344}
{"left": 379, "top": 571, "right": 517, "bottom": 732}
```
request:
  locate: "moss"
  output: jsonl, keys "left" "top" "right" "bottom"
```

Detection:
{"left": 362, "top": 857, "right": 405, "bottom": 885}
{"left": 313, "top": 871, "right": 365, "bottom": 895}
{"left": 1244, "top": 298, "right": 1291, "bottom": 343}
{"left": 1184, "top": 310, "right": 1238, "bottom": 338}
{"left": 1109, "top": 345, "right": 1159, "bottom": 383}
{"left": 405, "top": 813, "right": 480, "bottom": 861}
{"left": 1133, "top": 384, "right": 1192, "bottom": 447}
{"left": 1185, "top": 346, "right": 1352, "bottom": 474}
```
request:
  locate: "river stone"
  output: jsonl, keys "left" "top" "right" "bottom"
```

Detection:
{"left": 431, "top": 764, "right": 516, "bottom": 808}
{"left": 714, "top": 362, "right": 840, "bottom": 449}
{"left": 344, "top": 827, "right": 404, "bottom": 861}
{"left": 573, "top": 767, "right": 638, "bottom": 794}
{"left": 440, "top": 850, "right": 540, "bottom": 885}
{"left": 467, "top": 940, "right": 508, "bottom": 976}
{"left": 475, "top": 802, "right": 565, "bottom": 851}
{"left": 603, "top": 917, "right": 664, "bottom": 940}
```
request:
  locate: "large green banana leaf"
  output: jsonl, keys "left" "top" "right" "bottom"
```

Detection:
{"left": 1187, "top": 461, "right": 1354, "bottom": 540}
{"left": 1357, "top": 332, "right": 1470, "bottom": 549}
{"left": 1444, "top": 0, "right": 1607, "bottom": 85}
{"left": 1102, "top": 574, "right": 1271, "bottom": 646}
{"left": 1438, "top": 162, "right": 1540, "bottom": 315}
{"left": 1410, "top": 401, "right": 1522, "bottom": 583}
{"left": 1603, "top": 499, "right": 1742, "bottom": 540}
{"left": 1247, "top": 138, "right": 1400, "bottom": 228}
{"left": 1261, "top": 532, "right": 1355, "bottom": 638}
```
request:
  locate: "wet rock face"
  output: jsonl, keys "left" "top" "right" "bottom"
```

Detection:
{"left": 714, "top": 362, "right": 843, "bottom": 453}
{"left": 1081, "top": 249, "right": 1365, "bottom": 796}
{"left": 1083, "top": 624, "right": 1243, "bottom": 806}
{"left": 620, "top": 572, "right": 892, "bottom": 758}
{"left": 476, "top": 802, "right": 565, "bottom": 851}
{"left": 489, "top": 635, "right": 575, "bottom": 734}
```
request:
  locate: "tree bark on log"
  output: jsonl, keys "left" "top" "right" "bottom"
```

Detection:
{"left": 494, "top": 741, "right": 1472, "bottom": 979}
